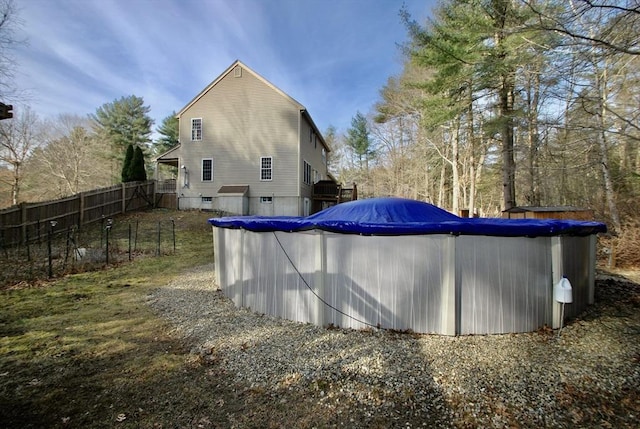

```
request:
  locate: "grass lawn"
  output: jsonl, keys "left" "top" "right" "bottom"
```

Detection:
{"left": 0, "top": 210, "right": 242, "bottom": 428}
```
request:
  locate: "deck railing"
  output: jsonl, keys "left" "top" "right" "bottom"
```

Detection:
{"left": 156, "top": 179, "right": 177, "bottom": 193}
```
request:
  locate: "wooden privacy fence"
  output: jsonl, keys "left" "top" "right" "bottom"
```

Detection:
{"left": 0, "top": 181, "right": 156, "bottom": 247}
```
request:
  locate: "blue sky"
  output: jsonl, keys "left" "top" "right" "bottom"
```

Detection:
{"left": 14, "top": 0, "right": 435, "bottom": 136}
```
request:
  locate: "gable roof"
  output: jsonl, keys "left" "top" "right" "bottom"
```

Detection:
{"left": 154, "top": 143, "right": 181, "bottom": 161}
{"left": 177, "top": 60, "right": 304, "bottom": 116}
{"left": 177, "top": 60, "right": 330, "bottom": 152}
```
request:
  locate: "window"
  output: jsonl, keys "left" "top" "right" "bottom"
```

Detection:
{"left": 309, "top": 128, "right": 313, "bottom": 143}
{"left": 202, "top": 158, "right": 213, "bottom": 181}
{"left": 322, "top": 148, "right": 327, "bottom": 165}
{"left": 201, "top": 196, "right": 212, "bottom": 202}
{"left": 303, "top": 160, "right": 311, "bottom": 185}
{"left": 191, "top": 118, "right": 202, "bottom": 141}
{"left": 313, "top": 169, "right": 319, "bottom": 184}
{"left": 260, "top": 156, "right": 272, "bottom": 181}
{"left": 260, "top": 196, "right": 273, "bottom": 204}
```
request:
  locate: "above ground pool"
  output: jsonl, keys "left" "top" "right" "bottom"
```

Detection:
{"left": 209, "top": 198, "right": 606, "bottom": 335}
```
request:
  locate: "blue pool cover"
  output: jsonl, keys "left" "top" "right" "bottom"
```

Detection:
{"left": 208, "top": 197, "right": 607, "bottom": 237}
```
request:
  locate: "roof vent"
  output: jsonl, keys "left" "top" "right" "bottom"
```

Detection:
{"left": 234, "top": 66, "right": 242, "bottom": 78}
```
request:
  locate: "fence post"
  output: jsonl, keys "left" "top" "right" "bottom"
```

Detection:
{"left": 25, "top": 228, "right": 30, "bottom": 262}
{"left": 64, "top": 226, "right": 71, "bottom": 269}
{"left": 79, "top": 192, "right": 85, "bottom": 228}
{"left": 47, "top": 221, "right": 57, "bottom": 278}
{"left": 122, "top": 182, "right": 126, "bottom": 214}
{"left": 105, "top": 218, "right": 113, "bottom": 265}
{"left": 152, "top": 180, "right": 157, "bottom": 208}
{"left": 1, "top": 228, "right": 7, "bottom": 259}
{"left": 20, "top": 202, "right": 27, "bottom": 245}
{"left": 134, "top": 220, "right": 139, "bottom": 251}
{"left": 100, "top": 216, "right": 105, "bottom": 248}
{"left": 47, "top": 228, "right": 52, "bottom": 278}
{"left": 128, "top": 223, "right": 132, "bottom": 261}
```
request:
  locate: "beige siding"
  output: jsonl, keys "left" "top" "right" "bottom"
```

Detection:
{"left": 178, "top": 64, "right": 301, "bottom": 211}
{"left": 299, "top": 116, "right": 329, "bottom": 199}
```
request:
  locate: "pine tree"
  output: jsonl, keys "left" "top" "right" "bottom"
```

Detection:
{"left": 154, "top": 112, "right": 179, "bottom": 155}
{"left": 403, "top": 0, "right": 540, "bottom": 211}
{"left": 121, "top": 144, "right": 134, "bottom": 182}
{"left": 129, "top": 146, "right": 147, "bottom": 182}
{"left": 346, "top": 112, "right": 375, "bottom": 170}
{"left": 90, "top": 95, "right": 153, "bottom": 181}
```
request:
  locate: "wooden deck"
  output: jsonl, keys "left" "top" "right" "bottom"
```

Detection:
{"left": 312, "top": 180, "right": 357, "bottom": 213}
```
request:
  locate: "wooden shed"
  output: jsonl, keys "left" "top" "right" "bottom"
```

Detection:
{"left": 502, "top": 206, "right": 594, "bottom": 221}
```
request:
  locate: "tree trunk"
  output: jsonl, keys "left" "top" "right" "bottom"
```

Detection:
{"left": 438, "top": 160, "right": 447, "bottom": 208}
{"left": 493, "top": 0, "right": 517, "bottom": 210}
{"left": 11, "top": 163, "right": 20, "bottom": 206}
{"left": 500, "top": 73, "right": 516, "bottom": 210}
{"left": 526, "top": 71, "right": 541, "bottom": 206}
{"left": 589, "top": 48, "right": 622, "bottom": 234}
{"left": 468, "top": 92, "right": 476, "bottom": 217}
{"left": 451, "top": 121, "right": 460, "bottom": 214}
{"left": 596, "top": 67, "right": 622, "bottom": 233}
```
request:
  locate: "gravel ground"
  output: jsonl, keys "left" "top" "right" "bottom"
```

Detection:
{"left": 147, "top": 264, "right": 640, "bottom": 428}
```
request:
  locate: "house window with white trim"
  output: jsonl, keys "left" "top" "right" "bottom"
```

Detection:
{"left": 191, "top": 118, "right": 202, "bottom": 141}
{"left": 202, "top": 158, "right": 213, "bottom": 181}
{"left": 303, "top": 160, "right": 311, "bottom": 185}
{"left": 322, "top": 148, "right": 326, "bottom": 165}
{"left": 260, "top": 156, "right": 272, "bottom": 181}
{"left": 260, "top": 196, "right": 273, "bottom": 204}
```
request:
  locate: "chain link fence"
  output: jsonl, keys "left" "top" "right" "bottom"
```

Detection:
{"left": 0, "top": 215, "right": 179, "bottom": 287}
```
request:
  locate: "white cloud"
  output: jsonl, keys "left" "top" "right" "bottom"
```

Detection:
{"left": 13, "top": 0, "right": 434, "bottom": 134}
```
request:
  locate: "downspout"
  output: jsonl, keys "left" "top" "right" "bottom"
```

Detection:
{"left": 298, "top": 110, "right": 302, "bottom": 215}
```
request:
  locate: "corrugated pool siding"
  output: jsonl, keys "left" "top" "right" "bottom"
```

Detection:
{"left": 457, "top": 236, "right": 551, "bottom": 334}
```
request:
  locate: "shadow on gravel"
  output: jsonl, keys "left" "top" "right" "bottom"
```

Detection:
{"left": 146, "top": 269, "right": 640, "bottom": 428}
{"left": 152, "top": 283, "right": 454, "bottom": 428}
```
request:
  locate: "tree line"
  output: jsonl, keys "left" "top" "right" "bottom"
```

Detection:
{"left": 330, "top": 0, "right": 639, "bottom": 234}
{"left": 0, "top": 96, "right": 178, "bottom": 208}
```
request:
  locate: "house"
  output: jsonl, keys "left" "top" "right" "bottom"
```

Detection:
{"left": 155, "top": 60, "right": 334, "bottom": 216}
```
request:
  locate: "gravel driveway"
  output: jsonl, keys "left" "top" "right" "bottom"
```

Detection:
{"left": 148, "top": 264, "right": 640, "bottom": 428}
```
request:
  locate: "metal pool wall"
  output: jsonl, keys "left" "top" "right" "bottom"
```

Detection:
{"left": 213, "top": 227, "right": 596, "bottom": 335}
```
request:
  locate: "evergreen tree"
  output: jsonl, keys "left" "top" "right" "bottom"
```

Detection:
{"left": 346, "top": 112, "right": 375, "bottom": 170}
{"left": 121, "top": 144, "right": 134, "bottom": 182}
{"left": 91, "top": 95, "right": 153, "bottom": 165}
{"left": 404, "top": 0, "right": 540, "bottom": 210}
{"left": 154, "top": 112, "right": 179, "bottom": 155}
{"left": 129, "top": 146, "right": 147, "bottom": 181}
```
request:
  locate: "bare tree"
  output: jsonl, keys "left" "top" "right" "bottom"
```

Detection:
{"left": 0, "top": 106, "right": 44, "bottom": 205}
{"left": 25, "top": 115, "right": 114, "bottom": 200}
{"left": 0, "top": 0, "right": 24, "bottom": 99}
{"left": 524, "top": 0, "right": 640, "bottom": 55}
